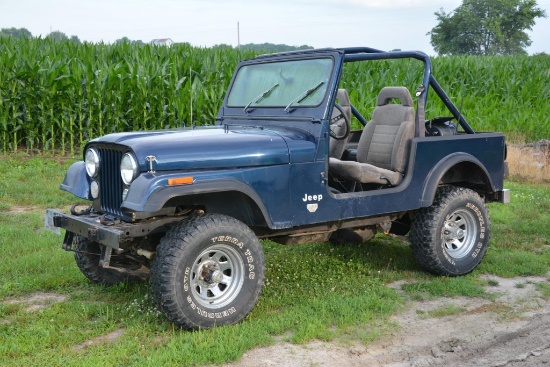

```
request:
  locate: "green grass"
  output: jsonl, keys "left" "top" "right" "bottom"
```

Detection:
{"left": 0, "top": 156, "right": 549, "bottom": 366}
{"left": 0, "top": 155, "right": 78, "bottom": 209}
{"left": 536, "top": 282, "right": 550, "bottom": 299}
{"left": 401, "top": 275, "right": 493, "bottom": 301}
{"left": 425, "top": 303, "right": 467, "bottom": 318}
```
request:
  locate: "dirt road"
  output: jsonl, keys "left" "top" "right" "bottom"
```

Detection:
{"left": 226, "top": 275, "right": 550, "bottom": 367}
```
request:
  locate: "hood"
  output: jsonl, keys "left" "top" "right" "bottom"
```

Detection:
{"left": 90, "top": 126, "right": 292, "bottom": 171}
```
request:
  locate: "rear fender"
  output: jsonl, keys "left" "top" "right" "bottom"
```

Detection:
{"left": 420, "top": 153, "right": 493, "bottom": 207}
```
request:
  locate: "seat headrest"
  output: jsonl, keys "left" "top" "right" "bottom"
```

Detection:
{"left": 376, "top": 87, "right": 413, "bottom": 107}
{"left": 336, "top": 89, "right": 350, "bottom": 107}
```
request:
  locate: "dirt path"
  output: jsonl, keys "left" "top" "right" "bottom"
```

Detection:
{"left": 225, "top": 275, "right": 550, "bottom": 367}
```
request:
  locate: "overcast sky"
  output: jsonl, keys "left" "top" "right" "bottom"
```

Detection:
{"left": 1, "top": 0, "right": 549, "bottom": 54}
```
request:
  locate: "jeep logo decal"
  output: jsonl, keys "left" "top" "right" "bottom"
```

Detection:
{"left": 302, "top": 193, "right": 323, "bottom": 202}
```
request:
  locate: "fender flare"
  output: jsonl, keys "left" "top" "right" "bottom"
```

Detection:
{"left": 420, "top": 153, "right": 494, "bottom": 207}
{"left": 60, "top": 161, "right": 92, "bottom": 201}
{"left": 122, "top": 176, "right": 275, "bottom": 228}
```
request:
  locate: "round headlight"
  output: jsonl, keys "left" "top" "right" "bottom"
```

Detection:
{"left": 90, "top": 181, "right": 100, "bottom": 199}
{"left": 121, "top": 153, "right": 139, "bottom": 185}
{"left": 85, "top": 148, "right": 100, "bottom": 178}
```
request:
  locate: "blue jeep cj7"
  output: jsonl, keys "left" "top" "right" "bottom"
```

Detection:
{"left": 46, "top": 47, "right": 510, "bottom": 329}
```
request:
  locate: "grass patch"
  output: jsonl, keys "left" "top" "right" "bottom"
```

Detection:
{"left": 0, "top": 157, "right": 549, "bottom": 366}
{"left": 480, "top": 248, "right": 550, "bottom": 277}
{"left": 426, "top": 304, "right": 466, "bottom": 318}
{"left": 488, "top": 180, "right": 550, "bottom": 253}
{"left": 401, "top": 275, "right": 491, "bottom": 301}
{"left": 0, "top": 155, "right": 78, "bottom": 211}
{"left": 536, "top": 282, "right": 550, "bottom": 299}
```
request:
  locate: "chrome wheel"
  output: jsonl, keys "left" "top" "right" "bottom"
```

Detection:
{"left": 443, "top": 209, "right": 477, "bottom": 259}
{"left": 190, "top": 244, "right": 244, "bottom": 309}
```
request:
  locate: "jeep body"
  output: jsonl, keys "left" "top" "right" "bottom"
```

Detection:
{"left": 46, "top": 47, "right": 509, "bottom": 329}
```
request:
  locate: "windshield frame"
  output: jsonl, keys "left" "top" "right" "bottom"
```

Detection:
{"left": 220, "top": 51, "right": 343, "bottom": 120}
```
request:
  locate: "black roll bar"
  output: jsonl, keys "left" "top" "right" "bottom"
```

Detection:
{"left": 340, "top": 47, "right": 475, "bottom": 134}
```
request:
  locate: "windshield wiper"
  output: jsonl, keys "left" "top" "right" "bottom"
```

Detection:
{"left": 284, "top": 81, "right": 325, "bottom": 113}
{"left": 243, "top": 83, "right": 279, "bottom": 112}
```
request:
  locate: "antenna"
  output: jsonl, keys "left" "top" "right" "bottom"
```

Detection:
{"left": 457, "top": 94, "right": 465, "bottom": 130}
{"left": 190, "top": 67, "right": 193, "bottom": 127}
{"left": 237, "top": 22, "right": 240, "bottom": 50}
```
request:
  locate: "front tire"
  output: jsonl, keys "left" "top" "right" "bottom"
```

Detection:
{"left": 73, "top": 235, "right": 143, "bottom": 285}
{"left": 410, "top": 186, "right": 490, "bottom": 276}
{"left": 150, "top": 213, "right": 266, "bottom": 330}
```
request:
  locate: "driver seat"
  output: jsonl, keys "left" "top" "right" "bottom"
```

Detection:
{"left": 329, "top": 89, "right": 352, "bottom": 159}
{"left": 329, "top": 86, "right": 415, "bottom": 186}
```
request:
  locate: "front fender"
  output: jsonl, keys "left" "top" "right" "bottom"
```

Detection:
{"left": 60, "top": 161, "right": 92, "bottom": 201}
{"left": 121, "top": 171, "right": 273, "bottom": 227}
{"left": 420, "top": 153, "right": 493, "bottom": 207}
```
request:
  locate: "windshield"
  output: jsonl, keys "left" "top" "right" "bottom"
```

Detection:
{"left": 227, "top": 58, "right": 333, "bottom": 109}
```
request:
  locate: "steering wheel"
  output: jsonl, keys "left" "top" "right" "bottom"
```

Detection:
{"left": 429, "top": 116, "right": 455, "bottom": 124}
{"left": 329, "top": 104, "right": 350, "bottom": 140}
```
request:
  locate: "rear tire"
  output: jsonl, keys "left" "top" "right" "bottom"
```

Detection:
{"left": 150, "top": 213, "right": 265, "bottom": 330}
{"left": 410, "top": 186, "right": 490, "bottom": 276}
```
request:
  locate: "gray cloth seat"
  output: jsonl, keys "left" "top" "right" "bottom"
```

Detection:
{"left": 329, "top": 86, "right": 415, "bottom": 186}
{"left": 329, "top": 89, "right": 352, "bottom": 159}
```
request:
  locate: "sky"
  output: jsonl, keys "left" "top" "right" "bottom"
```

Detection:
{"left": 1, "top": 0, "right": 549, "bottom": 55}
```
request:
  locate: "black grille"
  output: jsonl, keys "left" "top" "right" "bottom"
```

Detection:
{"left": 97, "top": 145, "right": 125, "bottom": 217}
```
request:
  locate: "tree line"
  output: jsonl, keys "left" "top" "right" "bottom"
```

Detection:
{"left": 1, "top": 0, "right": 547, "bottom": 56}
{"left": 0, "top": 27, "right": 81, "bottom": 43}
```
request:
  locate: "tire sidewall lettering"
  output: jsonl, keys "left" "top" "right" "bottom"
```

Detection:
{"left": 410, "top": 187, "right": 491, "bottom": 276}
{"left": 439, "top": 198, "right": 489, "bottom": 271}
{"left": 182, "top": 234, "right": 257, "bottom": 320}
{"left": 466, "top": 202, "right": 486, "bottom": 240}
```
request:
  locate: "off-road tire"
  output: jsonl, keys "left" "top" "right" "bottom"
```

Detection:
{"left": 410, "top": 186, "right": 490, "bottom": 276}
{"left": 150, "top": 213, "right": 266, "bottom": 330}
{"left": 73, "top": 235, "right": 141, "bottom": 286}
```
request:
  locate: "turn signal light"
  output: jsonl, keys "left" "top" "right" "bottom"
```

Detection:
{"left": 167, "top": 177, "right": 194, "bottom": 186}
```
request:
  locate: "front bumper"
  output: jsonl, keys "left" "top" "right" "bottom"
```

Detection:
{"left": 45, "top": 209, "right": 125, "bottom": 249}
{"left": 45, "top": 209, "right": 186, "bottom": 251}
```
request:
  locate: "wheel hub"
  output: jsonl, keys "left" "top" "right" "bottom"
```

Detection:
{"left": 190, "top": 244, "right": 245, "bottom": 309}
{"left": 442, "top": 209, "right": 477, "bottom": 259}
{"left": 444, "top": 223, "right": 465, "bottom": 241}
{"left": 199, "top": 261, "right": 223, "bottom": 285}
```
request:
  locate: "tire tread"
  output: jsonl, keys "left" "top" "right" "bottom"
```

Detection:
{"left": 150, "top": 213, "right": 265, "bottom": 330}
{"left": 410, "top": 186, "right": 491, "bottom": 276}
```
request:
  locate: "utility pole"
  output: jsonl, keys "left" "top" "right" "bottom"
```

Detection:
{"left": 237, "top": 21, "right": 240, "bottom": 50}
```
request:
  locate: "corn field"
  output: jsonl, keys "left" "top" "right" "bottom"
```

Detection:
{"left": 0, "top": 38, "right": 548, "bottom": 154}
{"left": 340, "top": 55, "right": 550, "bottom": 139}
{"left": 0, "top": 38, "right": 256, "bottom": 154}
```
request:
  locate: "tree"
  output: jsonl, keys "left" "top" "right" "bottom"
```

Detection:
{"left": 115, "top": 37, "right": 132, "bottom": 44}
{"left": 429, "top": 0, "right": 547, "bottom": 55}
{"left": 115, "top": 37, "right": 145, "bottom": 46}
{"left": 0, "top": 27, "right": 32, "bottom": 38}
{"left": 46, "top": 31, "right": 69, "bottom": 41}
{"left": 69, "top": 35, "right": 81, "bottom": 44}
{"left": 239, "top": 43, "right": 313, "bottom": 52}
